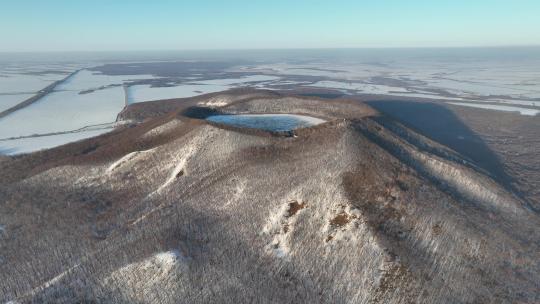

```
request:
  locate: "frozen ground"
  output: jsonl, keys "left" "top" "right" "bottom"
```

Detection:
{"left": 448, "top": 102, "right": 540, "bottom": 116}
{"left": 128, "top": 83, "right": 230, "bottom": 103}
{"left": 0, "top": 68, "right": 139, "bottom": 154}
{"left": 307, "top": 80, "right": 410, "bottom": 94}
{"left": 0, "top": 73, "right": 68, "bottom": 94}
{"left": 192, "top": 75, "right": 279, "bottom": 86}
{"left": 128, "top": 75, "right": 280, "bottom": 103}
{"left": 0, "top": 94, "right": 35, "bottom": 112}
{"left": 56, "top": 69, "right": 156, "bottom": 92}
{"left": 0, "top": 128, "right": 111, "bottom": 155}
{"left": 0, "top": 87, "right": 124, "bottom": 139}
{"left": 1, "top": 48, "right": 539, "bottom": 154}
{"left": 236, "top": 48, "right": 540, "bottom": 112}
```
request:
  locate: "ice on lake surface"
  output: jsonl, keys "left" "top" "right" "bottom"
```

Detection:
{"left": 206, "top": 114, "right": 326, "bottom": 132}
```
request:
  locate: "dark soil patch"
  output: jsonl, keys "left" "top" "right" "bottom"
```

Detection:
{"left": 330, "top": 212, "right": 353, "bottom": 228}
{"left": 432, "top": 224, "right": 443, "bottom": 236}
{"left": 287, "top": 201, "right": 306, "bottom": 217}
{"left": 283, "top": 224, "right": 290, "bottom": 233}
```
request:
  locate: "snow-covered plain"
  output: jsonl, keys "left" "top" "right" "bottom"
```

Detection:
{"left": 0, "top": 87, "right": 124, "bottom": 139}
{"left": 0, "top": 67, "right": 285, "bottom": 153}
{"left": 56, "top": 69, "right": 156, "bottom": 92}
{"left": 307, "top": 80, "right": 410, "bottom": 94}
{"left": 0, "top": 73, "right": 67, "bottom": 94}
{"left": 0, "top": 128, "right": 111, "bottom": 155}
{"left": 128, "top": 75, "right": 280, "bottom": 103}
{"left": 128, "top": 84, "right": 230, "bottom": 103}
{"left": 447, "top": 102, "right": 540, "bottom": 116}
{"left": 239, "top": 53, "right": 540, "bottom": 105}
{"left": 0, "top": 66, "right": 154, "bottom": 154}
{"left": 191, "top": 75, "right": 279, "bottom": 86}
{"left": 1, "top": 49, "right": 539, "bottom": 154}
{"left": 0, "top": 94, "right": 35, "bottom": 112}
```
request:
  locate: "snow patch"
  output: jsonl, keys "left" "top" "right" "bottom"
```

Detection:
{"left": 158, "top": 157, "right": 188, "bottom": 191}
{"left": 262, "top": 200, "right": 307, "bottom": 258}
{"left": 18, "top": 263, "right": 81, "bottom": 300}
{"left": 107, "top": 152, "right": 139, "bottom": 173}
{"left": 154, "top": 250, "right": 184, "bottom": 266}
{"left": 112, "top": 250, "right": 185, "bottom": 277}
{"left": 221, "top": 179, "right": 247, "bottom": 209}
{"left": 106, "top": 149, "right": 153, "bottom": 173}
{"left": 142, "top": 119, "right": 182, "bottom": 138}
{"left": 104, "top": 250, "right": 188, "bottom": 297}
{"left": 197, "top": 96, "right": 230, "bottom": 107}
{"left": 145, "top": 134, "right": 205, "bottom": 200}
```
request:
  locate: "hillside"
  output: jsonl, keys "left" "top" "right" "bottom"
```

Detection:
{"left": 0, "top": 90, "right": 538, "bottom": 303}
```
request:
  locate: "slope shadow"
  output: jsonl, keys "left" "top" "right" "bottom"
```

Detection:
{"left": 366, "top": 100, "right": 516, "bottom": 194}
{"left": 0, "top": 183, "right": 332, "bottom": 303}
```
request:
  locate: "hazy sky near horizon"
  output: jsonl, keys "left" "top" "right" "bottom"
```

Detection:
{"left": 1, "top": 0, "right": 539, "bottom": 52}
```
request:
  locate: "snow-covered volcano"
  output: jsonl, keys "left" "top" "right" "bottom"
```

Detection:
{"left": 0, "top": 90, "right": 538, "bottom": 303}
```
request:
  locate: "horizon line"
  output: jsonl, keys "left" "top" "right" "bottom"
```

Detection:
{"left": 1, "top": 44, "right": 540, "bottom": 54}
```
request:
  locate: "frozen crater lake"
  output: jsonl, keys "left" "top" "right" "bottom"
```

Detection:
{"left": 206, "top": 114, "right": 326, "bottom": 132}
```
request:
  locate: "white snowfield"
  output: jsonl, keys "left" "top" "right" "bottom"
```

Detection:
{"left": 0, "top": 94, "right": 35, "bottom": 112}
{"left": 0, "top": 128, "right": 111, "bottom": 155}
{"left": 0, "top": 73, "right": 67, "bottom": 94}
{"left": 55, "top": 69, "right": 155, "bottom": 92}
{"left": 127, "top": 75, "right": 280, "bottom": 103}
{"left": 1, "top": 51, "right": 539, "bottom": 155}
{"left": 241, "top": 55, "right": 540, "bottom": 107}
{"left": 0, "top": 87, "right": 124, "bottom": 139}
{"left": 127, "top": 83, "right": 230, "bottom": 103}
{"left": 448, "top": 102, "right": 540, "bottom": 116}
{"left": 308, "top": 80, "right": 410, "bottom": 94}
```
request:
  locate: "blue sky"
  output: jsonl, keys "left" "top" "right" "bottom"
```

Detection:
{"left": 1, "top": 0, "right": 539, "bottom": 51}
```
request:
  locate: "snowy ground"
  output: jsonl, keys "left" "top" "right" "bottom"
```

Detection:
{"left": 307, "top": 80, "right": 410, "bottom": 94}
{"left": 447, "top": 102, "right": 540, "bottom": 116}
{"left": 1, "top": 49, "right": 539, "bottom": 154}
{"left": 56, "top": 69, "right": 155, "bottom": 92}
{"left": 0, "top": 94, "right": 35, "bottom": 112}
{"left": 0, "top": 87, "right": 124, "bottom": 139}
{"left": 0, "top": 67, "right": 284, "bottom": 153}
{"left": 0, "top": 73, "right": 67, "bottom": 94}
{"left": 127, "top": 75, "right": 280, "bottom": 103}
{"left": 0, "top": 128, "right": 111, "bottom": 155}
{"left": 239, "top": 52, "right": 540, "bottom": 112}
{"left": 128, "top": 84, "right": 229, "bottom": 103}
